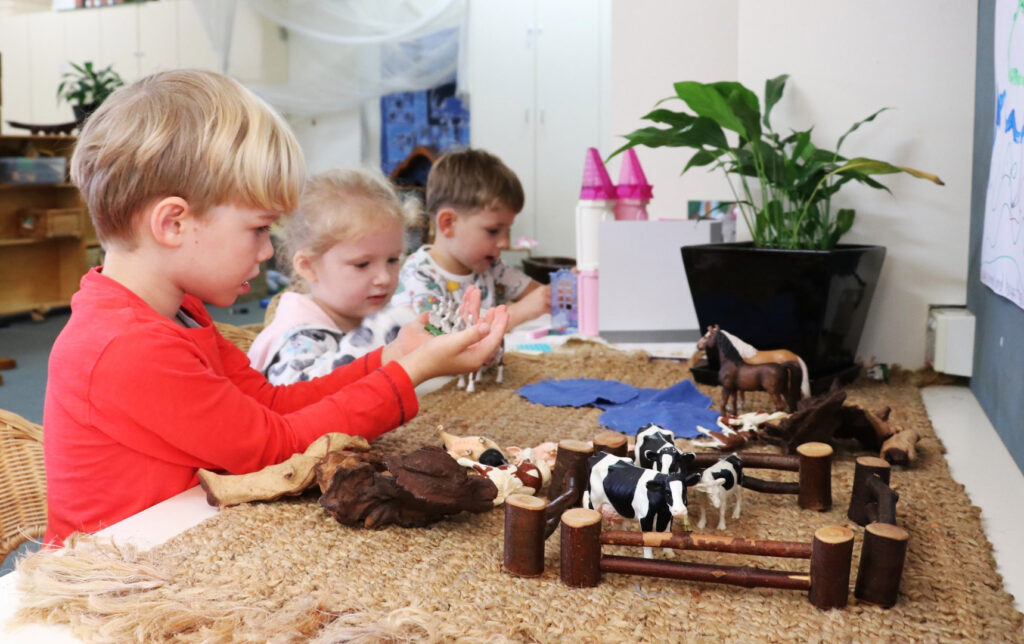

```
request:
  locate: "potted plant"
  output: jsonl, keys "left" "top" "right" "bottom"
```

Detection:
{"left": 612, "top": 75, "right": 944, "bottom": 389}
{"left": 56, "top": 61, "right": 125, "bottom": 123}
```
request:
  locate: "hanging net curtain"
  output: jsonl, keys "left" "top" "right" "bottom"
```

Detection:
{"left": 191, "top": 0, "right": 468, "bottom": 118}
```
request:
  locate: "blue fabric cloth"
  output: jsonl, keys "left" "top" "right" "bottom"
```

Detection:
{"left": 517, "top": 378, "right": 638, "bottom": 407}
{"left": 517, "top": 378, "right": 719, "bottom": 438}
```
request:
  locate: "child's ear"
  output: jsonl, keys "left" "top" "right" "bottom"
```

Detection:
{"left": 435, "top": 208, "right": 458, "bottom": 238}
{"left": 292, "top": 250, "right": 318, "bottom": 284}
{"left": 148, "top": 196, "right": 191, "bottom": 247}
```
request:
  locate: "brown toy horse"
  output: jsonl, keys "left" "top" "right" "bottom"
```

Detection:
{"left": 697, "top": 326, "right": 801, "bottom": 416}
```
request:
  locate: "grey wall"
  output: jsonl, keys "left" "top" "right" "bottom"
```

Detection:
{"left": 969, "top": 0, "right": 1024, "bottom": 471}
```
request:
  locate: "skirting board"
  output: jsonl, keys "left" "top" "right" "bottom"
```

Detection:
{"left": 600, "top": 329, "right": 702, "bottom": 343}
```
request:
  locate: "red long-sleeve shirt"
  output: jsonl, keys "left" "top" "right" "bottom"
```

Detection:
{"left": 43, "top": 268, "right": 418, "bottom": 544}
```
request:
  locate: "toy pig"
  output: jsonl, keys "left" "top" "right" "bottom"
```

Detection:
{"left": 439, "top": 428, "right": 508, "bottom": 466}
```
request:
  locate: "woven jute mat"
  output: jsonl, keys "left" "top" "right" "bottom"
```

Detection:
{"left": 16, "top": 341, "right": 1024, "bottom": 642}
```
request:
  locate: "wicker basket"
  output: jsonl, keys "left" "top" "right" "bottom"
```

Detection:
{"left": 213, "top": 322, "right": 264, "bottom": 354}
{"left": 0, "top": 409, "right": 46, "bottom": 563}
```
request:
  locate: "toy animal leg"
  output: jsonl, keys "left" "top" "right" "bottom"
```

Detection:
{"left": 717, "top": 496, "right": 728, "bottom": 531}
{"left": 457, "top": 375, "right": 466, "bottom": 389}
{"left": 732, "top": 488, "right": 743, "bottom": 519}
{"left": 582, "top": 490, "right": 591, "bottom": 510}
{"left": 696, "top": 500, "right": 708, "bottom": 530}
{"left": 466, "top": 374, "right": 476, "bottom": 393}
{"left": 496, "top": 365, "right": 504, "bottom": 384}
{"left": 654, "top": 512, "right": 675, "bottom": 557}
{"left": 475, "top": 368, "right": 483, "bottom": 382}
{"left": 639, "top": 515, "right": 656, "bottom": 559}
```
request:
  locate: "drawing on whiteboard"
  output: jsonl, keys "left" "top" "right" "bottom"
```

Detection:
{"left": 983, "top": 0, "right": 1024, "bottom": 311}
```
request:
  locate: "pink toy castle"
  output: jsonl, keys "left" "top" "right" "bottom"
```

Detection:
{"left": 614, "top": 148, "right": 653, "bottom": 221}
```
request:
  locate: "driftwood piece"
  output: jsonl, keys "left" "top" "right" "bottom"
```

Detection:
{"left": 319, "top": 445, "right": 497, "bottom": 528}
{"left": 880, "top": 429, "right": 921, "bottom": 465}
{"left": 197, "top": 433, "right": 371, "bottom": 507}
{"left": 761, "top": 387, "right": 847, "bottom": 453}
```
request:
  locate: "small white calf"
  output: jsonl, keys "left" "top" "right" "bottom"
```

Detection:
{"left": 694, "top": 454, "right": 744, "bottom": 531}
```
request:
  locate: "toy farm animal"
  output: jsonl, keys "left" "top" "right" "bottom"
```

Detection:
{"left": 584, "top": 452, "right": 700, "bottom": 559}
{"left": 634, "top": 423, "right": 696, "bottom": 475}
{"left": 694, "top": 454, "right": 744, "bottom": 531}
{"left": 438, "top": 427, "right": 507, "bottom": 466}
{"left": 457, "top": 457, "right": 544, "bottom": 506}
{"left": 719, "top": 328, "right": 810, "bottom": 399}
{"left": 429, "top": 287, "right": 504, "bottom": 392}
{"left": 697, "top": 325, "right": 801, "bottom": 416}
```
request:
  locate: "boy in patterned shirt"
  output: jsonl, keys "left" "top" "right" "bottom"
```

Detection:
{"left": 391, "top": 148, "right": 550, "bottom": 328}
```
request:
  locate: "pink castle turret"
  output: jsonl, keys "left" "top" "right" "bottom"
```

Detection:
{"left": 579, "top": 147, "right": 617, "bottom": 201}
{"left": 575, "top": 147, "right": 616, "bottom": 338}
{"left": 614, "top": 148, "right": 653, "bottom": 220}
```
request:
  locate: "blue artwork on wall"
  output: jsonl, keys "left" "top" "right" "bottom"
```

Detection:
{"left": 380, "top": 81, "right": 470, "bottom": 176}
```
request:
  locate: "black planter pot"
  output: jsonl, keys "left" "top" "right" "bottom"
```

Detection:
{"left": 72, "top": 102, "right": 100, "bottom": 124}
{"left": 681, "top": 242, "right": 886, "bottom": 393}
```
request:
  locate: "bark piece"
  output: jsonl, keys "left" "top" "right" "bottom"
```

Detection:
{"left": 319, "top": 445, "right": 497, "bottom": 528}
{"left": 197, "top": 433, "right": 371, "bottom": 507}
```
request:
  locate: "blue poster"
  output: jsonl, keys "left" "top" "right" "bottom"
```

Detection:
{"left": 380, "top": 81, "right": 470, "bottom": 176}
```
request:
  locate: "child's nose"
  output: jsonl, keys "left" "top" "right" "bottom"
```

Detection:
{"left": 257, "top": 235, "right": 275, "bottom": 263}
{"left": 497, "top": 231, "right": 510, "bottom": 250}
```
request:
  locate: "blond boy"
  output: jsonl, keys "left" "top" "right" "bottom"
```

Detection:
{"left": 43, "top": 70, "right": 507, "bottom": 545}
{"left": 391, "top": 148, "right": 549, "bottom": 329}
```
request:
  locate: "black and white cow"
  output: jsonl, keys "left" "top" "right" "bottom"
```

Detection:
{"left": 634, "top": 423, "right": 696, "bottom": 475}
{"left": 585, "top": 451, "right": 700, "bottom": 558}
{"left": 694, "top": 454, "right": 744, "bottom": 531}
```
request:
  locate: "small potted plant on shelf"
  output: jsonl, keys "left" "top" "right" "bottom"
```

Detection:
{"left": 611, "top": 75, "right": 944, "bottom": 389}
{"left": 56, "top": 61, "right": 125, "bottom": 123}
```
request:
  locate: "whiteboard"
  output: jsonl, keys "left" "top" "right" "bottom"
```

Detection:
{"left": 983, "top": 0, "right": 1024, "bottom": 311}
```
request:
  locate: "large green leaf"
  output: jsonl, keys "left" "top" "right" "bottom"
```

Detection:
{"left": 674, "top": 81, "right": 748, "bottom": 137}
{"left": 763, "top": 74, "right": 789, "bottom": 129}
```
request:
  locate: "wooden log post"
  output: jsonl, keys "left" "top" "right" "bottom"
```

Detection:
{"left": 503, "top": 494, "right": 548, "bottom": 577}
{"left": 593, "top": 430, "right": 628, "bottom": 457}
{"left": 809, "top": 525, "right": 854, "bottom": 609}
{"left": 847, "top": 456, "right": 893, "bottom": 526}
{"left": 560, "top": 508, "right": 602, "bottom": 588}
{"left": 797, "top": 442, "right": 833, "bottom": 511}
{"left": 854, "top": 522, "right": 910, "bottom": 608}
{"left": 543, "top": 440, "right": 594, "bottom": 538}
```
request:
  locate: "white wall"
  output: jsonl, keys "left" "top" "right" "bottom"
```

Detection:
{"left": 610, "top": 0, "right": 738, "bottom": 220}
{"left": 610, "top": 0, "right": 977, "bottom": 369}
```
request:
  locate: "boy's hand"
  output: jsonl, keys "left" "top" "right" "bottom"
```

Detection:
{"left": 507, "top": 283, "right": 550, "bottom": 329}
{"left": 459, "top": 285, "right": 482, "bottom": 324}
{"left": 397, "top": 305, "right": 510, "bottom": 385}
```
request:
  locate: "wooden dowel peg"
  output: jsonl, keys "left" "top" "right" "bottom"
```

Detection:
{"left": 855, "top": 522, "right": 909, "bottom": 608}
{"left": 593, "top": 430, "right": 628, "bottom": 457}
{"left": 809, "top": 525, "right": 854, "bottom": 609}
{"left": 560, "top": 508, "right": 602, "bottom": 588}
{"left": 797, "top": 442, "right": 833, "bottom": 511}
{"left": 848, "top": 456, "right": 891, "bottom": 526}
{"left": 503, "top": 494, "right": 548, "bottom": 577}
{"left": 543, "top": 440, "right": 593, "bottom": 538}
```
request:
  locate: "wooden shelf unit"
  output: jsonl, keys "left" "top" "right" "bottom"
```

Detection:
{"left": 0, "top": 135, "right": 95, "bottom": 318}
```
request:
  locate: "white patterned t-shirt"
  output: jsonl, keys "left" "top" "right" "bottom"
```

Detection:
{"left": 390, "top": 245, "right": 533, "bottom": 315}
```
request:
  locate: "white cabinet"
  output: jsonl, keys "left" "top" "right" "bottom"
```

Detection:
{"left": 0, "top": 0, "right": 286, "bottom": 132}
{"left": 467, "top": 0, "right": 610, "bottom": 260}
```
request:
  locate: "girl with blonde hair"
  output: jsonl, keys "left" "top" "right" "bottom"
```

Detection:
{"left": 249, "top": 167, "right": 420, "bottom": 383}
